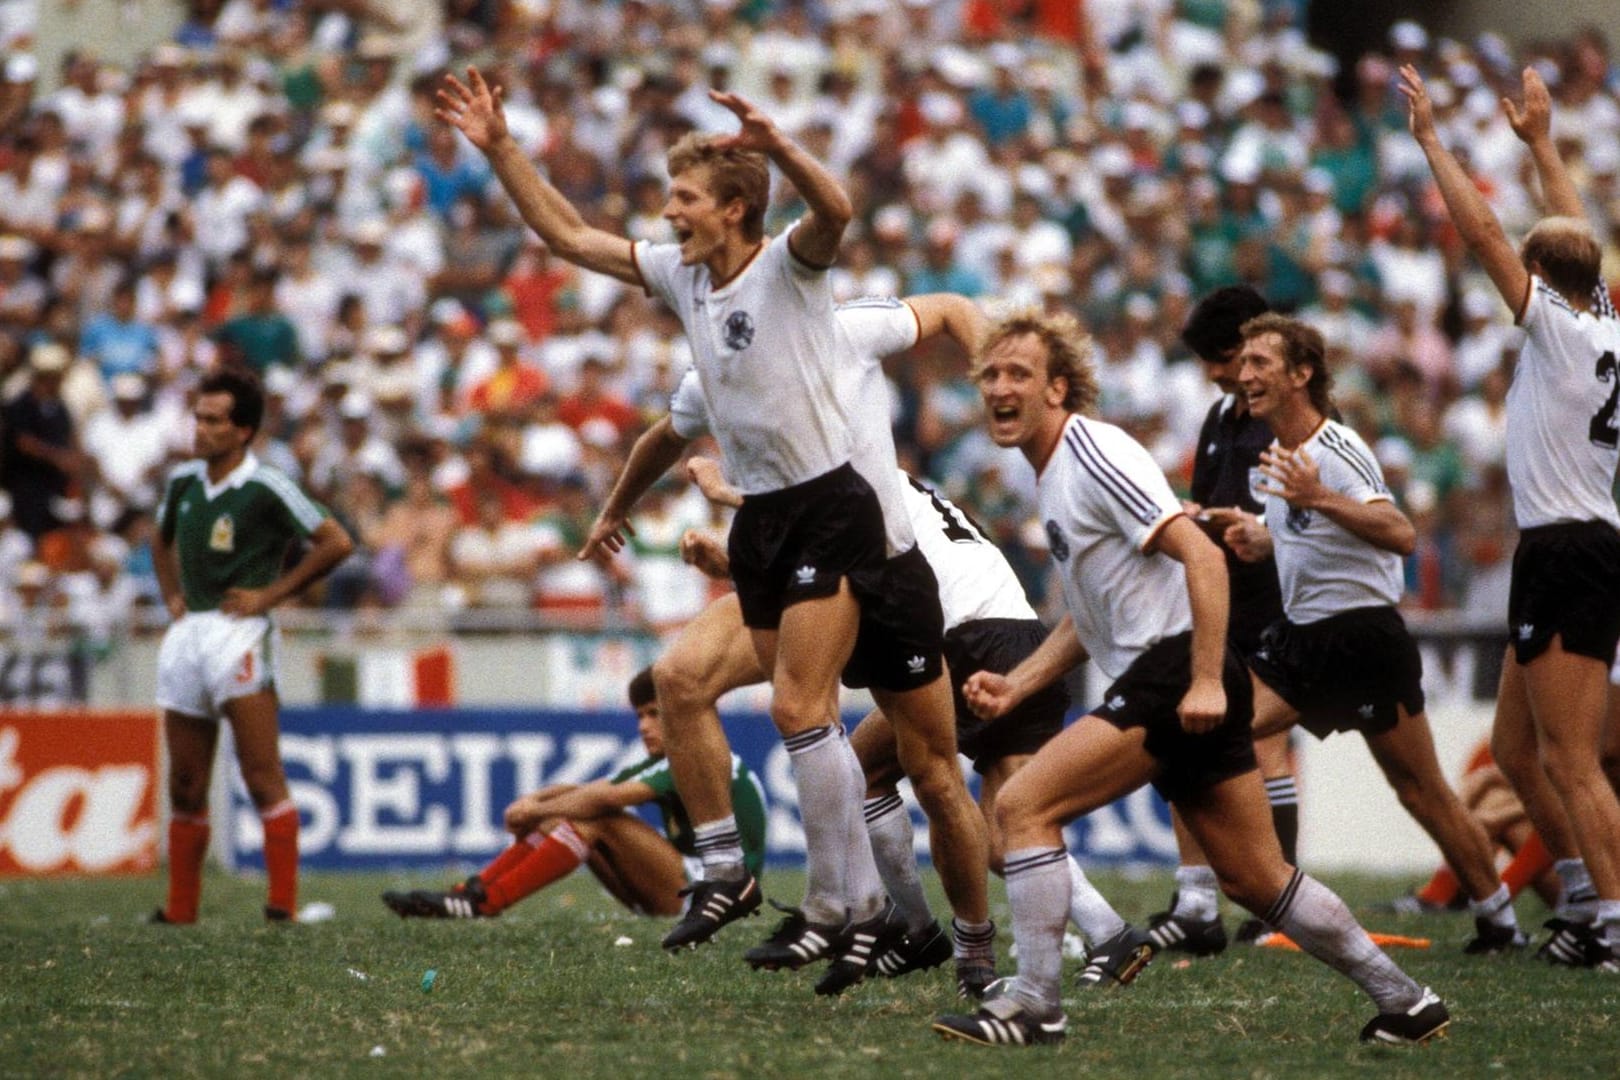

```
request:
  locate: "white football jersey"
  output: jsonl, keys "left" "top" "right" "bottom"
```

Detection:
{"left": 903, "top": 474, "right": 1036, "bottom": 631}
{"left": 1261, "top": 419, "right": 1403, "bottom": 623}
{"left": 672, "top": 296, "right": 921, "bottom": 554}
{"left": 1507, "top": 277, "right": 1620, "bottom": 530}
{"left": 635, "top": 224, "right": 852, "bottom": 495}
{"left": 1038, "top": 414, "right": 1191, "bottom": 681}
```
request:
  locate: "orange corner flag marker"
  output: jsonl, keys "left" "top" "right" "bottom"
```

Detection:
{"left": 1258, "top": 931, "right": 1432, "bottom": 951}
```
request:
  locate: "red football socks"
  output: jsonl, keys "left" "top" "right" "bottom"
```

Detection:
{"left": 482, "top": 822, "right": 590, "bottom": 913}
{"left": 261, "top": 801, "right": 300, "bottom": 917}
{"left": 1501, "top": 831, "right": 1553, "bottom": 898}
{"left": 1415, "top": 864, "right": 1461, "bottom": 909}
{"left": 476, "top": 836, "right": 539, "bottom": 886}
{"left": 164, "top": 813, "right": 211, "bottom": 923}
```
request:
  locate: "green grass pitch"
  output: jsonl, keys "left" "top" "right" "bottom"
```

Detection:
{"left": 4, "top": 869, "right": 1618, "bottom": 1078}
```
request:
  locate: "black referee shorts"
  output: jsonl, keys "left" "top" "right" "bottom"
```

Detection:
{"left": 1248, "top": 605, "right": 1425, "bottom": 739}
{"left": 842, "top": 545, "right": 946, "bottom": 694}
{"left": 1090, "top": 633, "right": 1256, "bottom": 804}
{"left": 1507, "top": 521, "right": 1620, "bottom": 665}
{"left": 947, "top": 617, "right": 1069, "bottom": 774}
{"left": 727, "top": 462, "right": 887, "bottom": 631}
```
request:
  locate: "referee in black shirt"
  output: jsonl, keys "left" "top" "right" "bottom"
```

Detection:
{"left": 1146, "top": 286, "right": 1300, "bottom": 954}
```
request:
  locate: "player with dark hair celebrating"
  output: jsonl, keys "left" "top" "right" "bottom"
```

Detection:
{"left": 1148, "top": 285, "right": 1299, "bottom": 954}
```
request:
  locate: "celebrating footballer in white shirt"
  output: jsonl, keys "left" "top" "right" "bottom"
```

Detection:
{"left": 1404, "top": 63, "right": 1620, "bottom": 970}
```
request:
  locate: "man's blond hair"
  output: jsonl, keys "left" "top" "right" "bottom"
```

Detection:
{"left": 974, "top": 308, "right": 1100, "bottom": 414}
{"left": 1520, "top": 216, "right": 1602, "bottom": 303}
{"left": 666, "top": 133, "right": 770, "bottom": 243}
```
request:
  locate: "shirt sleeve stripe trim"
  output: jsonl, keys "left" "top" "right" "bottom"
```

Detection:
{"left": 1065, "top": 422, "right": 1162, "bottom": 524}
{"left": 1138, "top": 509, "right": 1183, "bottom": 552}
{"left": 254, "top": 469, "right": 327, "bottom": 530}
{"left": 1317, "top": 428, "right": 1383, "bottom": 491}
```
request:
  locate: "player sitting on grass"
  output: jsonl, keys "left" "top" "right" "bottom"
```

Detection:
{"left": 382, "top": 669, "right": 766, "bottom": 919}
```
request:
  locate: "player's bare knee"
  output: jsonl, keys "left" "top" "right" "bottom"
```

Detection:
{"left": 168, "top": 776, "right": 208, "bottom": 815}
{"left": 992, "top": 786, "right": 1040, "bottom": 835}
{"left": 769, "top": 694, "right": 827, "bottom": 736}
{"left": 237, "top": 760, "right": 287, "bottom": 808}
{"left": 652, "top": 655, "right": 706, "bottom": 711}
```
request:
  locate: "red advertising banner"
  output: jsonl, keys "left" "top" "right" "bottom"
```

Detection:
{"left": 0, "top": 712, "right": 161, "bottom": 875}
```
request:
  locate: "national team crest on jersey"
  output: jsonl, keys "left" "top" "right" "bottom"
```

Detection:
{"left": 1285, "top": 505, "right": 1313, "bottom": 533}
{"left": 723, "top": 310, "right": 755, "bottom": 350}
{"left": 1045, "top": 520, "right": 1070, "bottom": 561}
{"left": 1248, "top": 466, "right": 1268, "bottom": 506}
{"left": 209, "top": 514, "right": 235, "bottom": 552}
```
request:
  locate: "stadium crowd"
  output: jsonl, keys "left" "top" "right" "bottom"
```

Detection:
{"left": 1, "top": 0, "right": 1618, "bottom": 643}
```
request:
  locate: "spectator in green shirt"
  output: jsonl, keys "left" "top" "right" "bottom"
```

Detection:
{"left": 213, "top": 268, "right": 301, "bottom": 375}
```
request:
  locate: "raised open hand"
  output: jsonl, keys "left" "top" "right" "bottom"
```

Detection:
{"left": 706, "top": 90, "right": 783, "bottom": 155}
{"left": 1502, "top": 66, "right": 1552, "bottom": 145}
{"left": 1257, "top": 445, "right": 1326, "bottom": 508}
{"left": 1396, "top": 64, "right": 1437, "bottom": 145}
{"left": 436, "top": 67, "right": 509, "bottom": 152}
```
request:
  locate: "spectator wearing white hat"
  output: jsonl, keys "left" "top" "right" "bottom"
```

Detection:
{"left": 380, "top": 167, "right": 446, "bottom": 281}
{"left": 1299, "top": 268, "right": 1377, "bottom": 360}
{"left": 60, "top": 532, "right": 139, "bottom": 656}
{"left": 968, "top": 45, "right": 1033, "bottom": 147}
{"left": 412, "top": 300, "right": 494, "bottom": 419}
{"left": 1, "top": 344, "right": 88, "bottom": 538}
{"left": 309, "top": 391, "right": 406, "bottom": 499}
{"left": 1007, "top": 189, "right": 1073, "bottom": 273}
{"left": 0, "top": 135, "right": 57, "bottom": 243}
{"left": 190, "top": 147, "right": 265, "bottom": 269}
{"left": 903, "top": 92, "right": 991, "bottom": 214}
{"left": 0, "top": 558, "right": 63, "bottom": 645}
{"left": 82, "top": 373, "right": 169, "bottom": 510}
{"left": 345, "top": 217, "right": 426, "bottom": 341}
{"left": 47, "top": 52, "right": 124, "bottom": 163}
{"left": 49, "top": 207, "right": 123, "bottom": 323}
{"left": 272, "top": 238, "right": 342, "bottom": 363}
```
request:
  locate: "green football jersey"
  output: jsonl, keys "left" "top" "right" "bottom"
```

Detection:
{"left": 613, "top": 750, "right": 768, "bottom": 878}
{"left": 157, "top": 453, "right": 329, "bottom": 612}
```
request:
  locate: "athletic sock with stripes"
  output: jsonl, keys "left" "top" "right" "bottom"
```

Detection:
{"left": 693, "top": 817, "right": 747, "bottom": 883}
{"left": 1067, "top": 855, "right": 1127, "bottom": 943}
{"left": 864, "top": 794, "right": 933, "bottom": 934}
{"left": 1265, "top": 775, "right": 1300, "bottom": 865}
{"left": 261, "top": 801, "right": 300, "bottom": 917}
{"left": 1554, "top": 859, "right": 1597, "bottom": 923}
{"left": 952, "top": 916, "right": 996, "bottom": 963}
{"left": 1002, "top": 847, "right": 1070, "bottom": 1012}
{"left": 1595, "top": 900, "right": 1620, "bottom": 947}
{"left": 1171, "top": 864, "right": 1220, "bottom": 921}
{"left": 164, "top": 813, "right": 210, "bottom": 924}
{"left": 1469, "top": 884, "right": 1520, "bottom": 930}
{"left": 484, "top": 822, "right": 589, "bottom": 913}
{"left": 1267, "top": 868, "right": 1422, "bottom": 1013}
{"left": 785, "top": 725, "right": 875, "bottom": 925}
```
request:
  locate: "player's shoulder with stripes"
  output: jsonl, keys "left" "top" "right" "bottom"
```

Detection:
{"left": 1313, "top": 419, "right": 1386, "bottom": 487}
{"left": 247, "top": 462, "right": 328, "bottom": 521}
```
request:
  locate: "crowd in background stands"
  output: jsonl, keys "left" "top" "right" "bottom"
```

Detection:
{"left": 0, "top": 0, "right": 1618, "bottom": 645}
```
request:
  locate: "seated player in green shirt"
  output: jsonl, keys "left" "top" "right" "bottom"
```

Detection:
{"left": 383, "top": 668, "right": 767, "bottom": 918}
